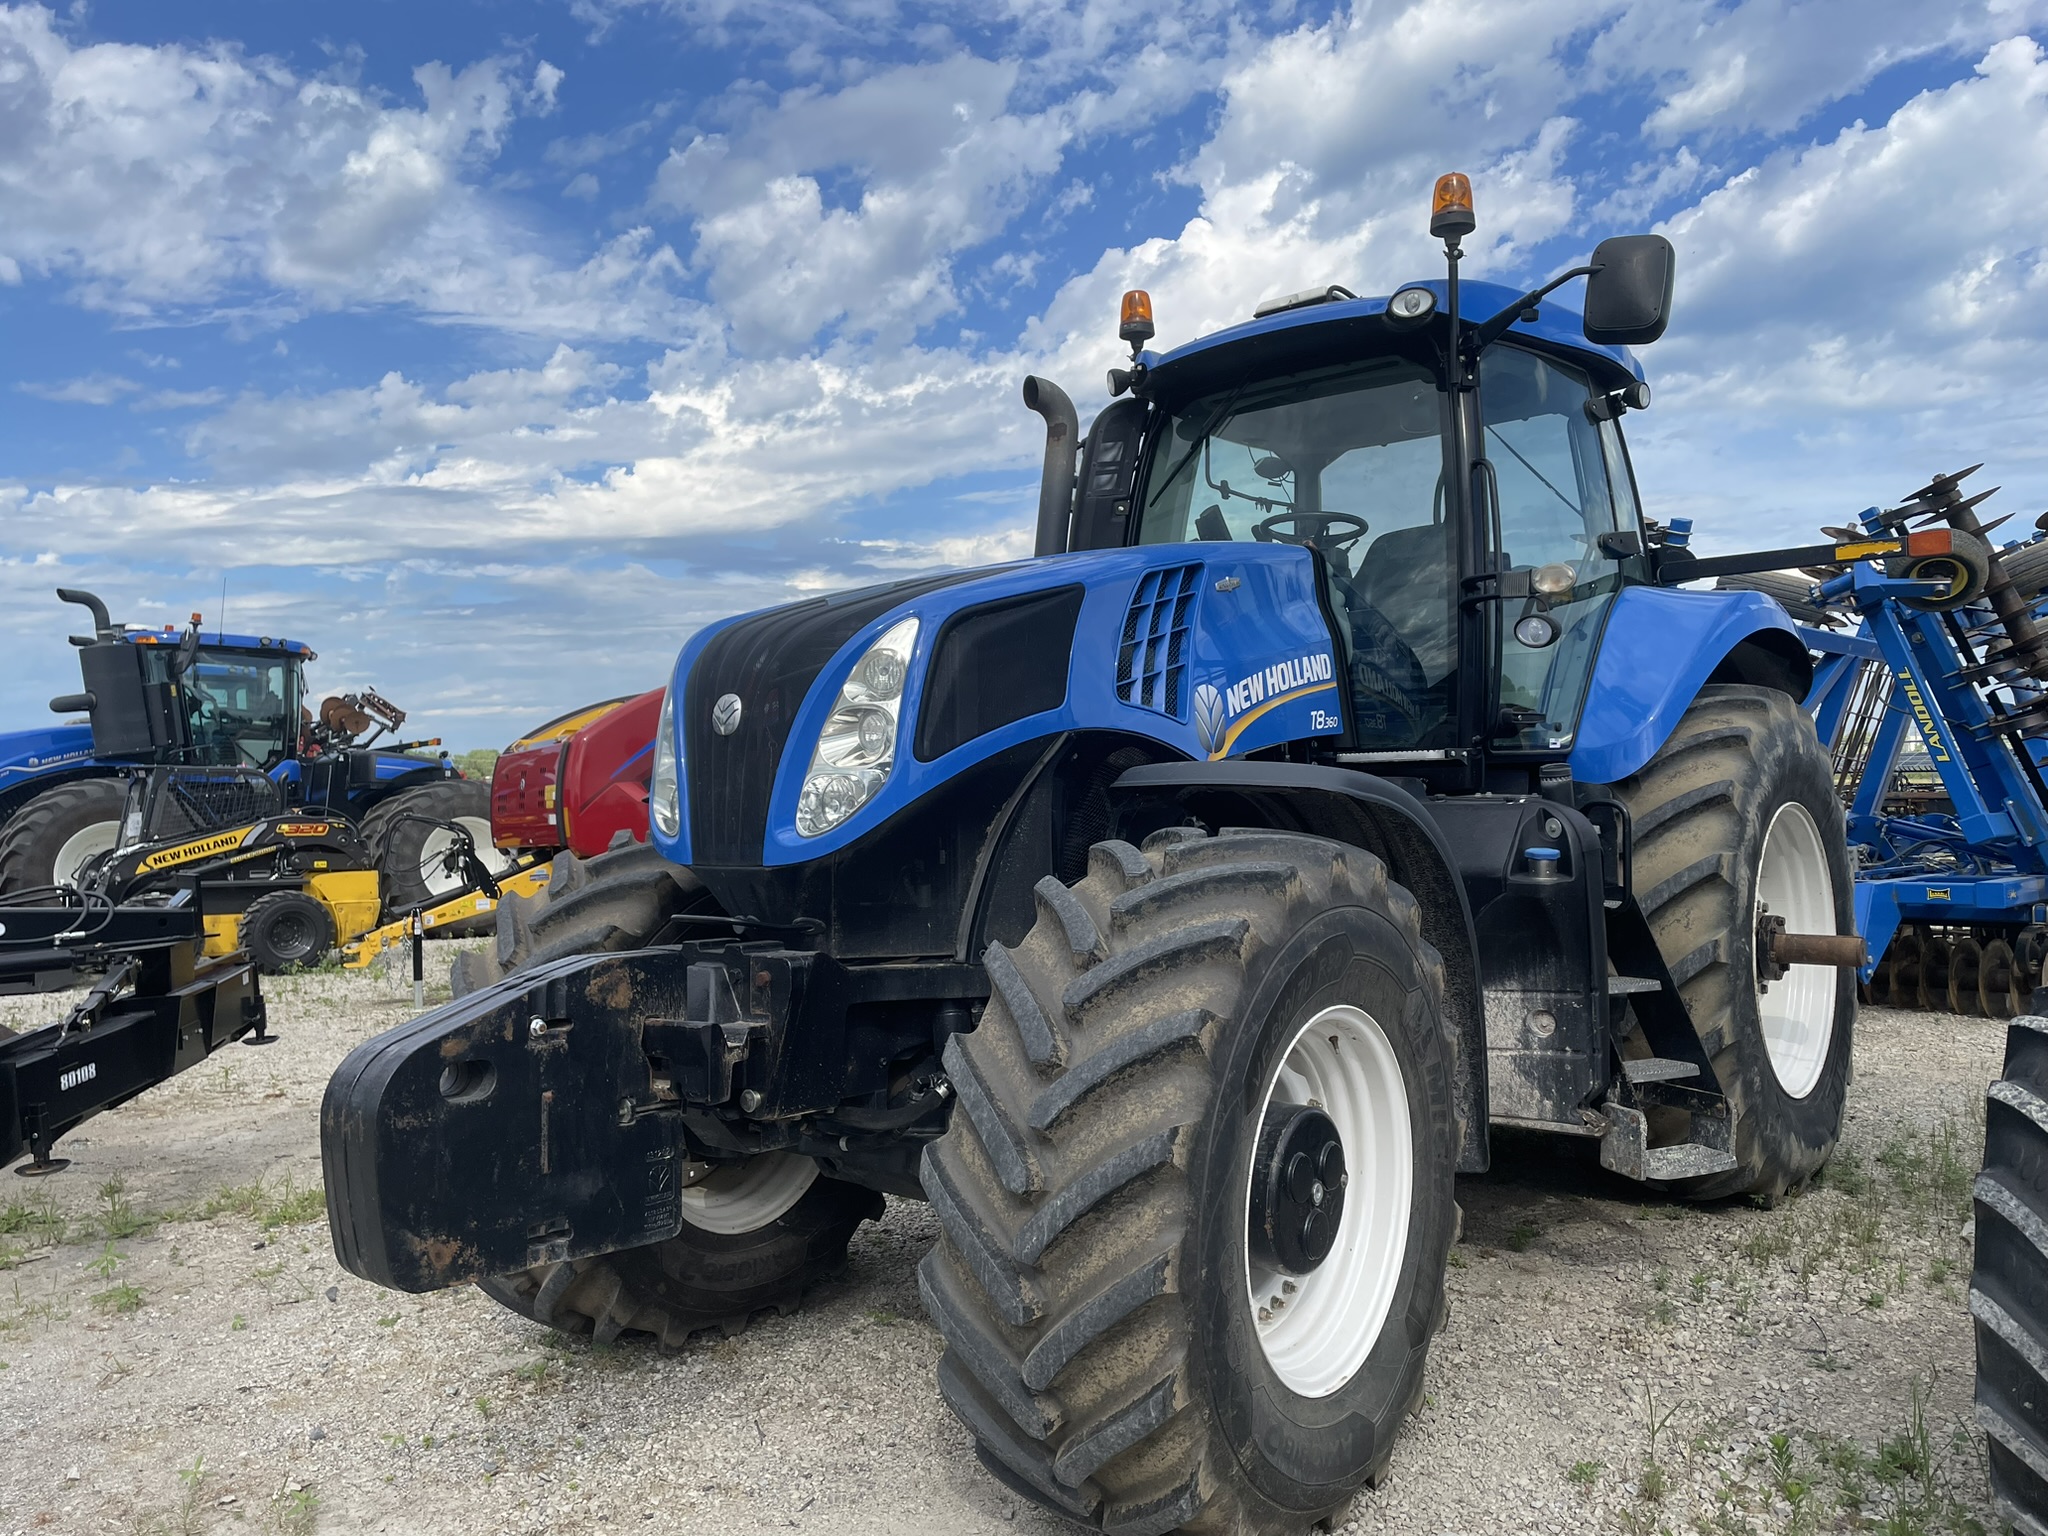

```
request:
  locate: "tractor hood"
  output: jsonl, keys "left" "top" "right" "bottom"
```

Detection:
{"left": 655, "top": 544, "right": 1344, "bottom": 869}
{"left": 0, "top": 722, "right": 96, "bottom": 782}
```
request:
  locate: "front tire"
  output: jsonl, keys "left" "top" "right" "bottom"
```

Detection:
{"left": 921, "top": 828, "right": 1460, "bottom": 1533}
{"left": 461, "top": 840, "right": 883, "bottom": 1344}
{"left": 1611, "top": 685, "right": 1854, "bottom": 1201}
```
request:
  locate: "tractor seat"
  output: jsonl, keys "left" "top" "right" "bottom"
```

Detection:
{"left": 1351, "top": 522, "right": 1460, "bottom": 679}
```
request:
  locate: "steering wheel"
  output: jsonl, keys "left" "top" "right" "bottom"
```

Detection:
{"left": 1252, "top": 511, "right": 1370, "bottom": 561}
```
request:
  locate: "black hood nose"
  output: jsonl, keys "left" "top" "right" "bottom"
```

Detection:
{"left": 683, "top": 571, "right": 984, "bottom": 866}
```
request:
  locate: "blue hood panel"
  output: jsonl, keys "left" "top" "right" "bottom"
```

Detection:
{"left": 652, "top": 543, "right": 1343, "bottom": 867}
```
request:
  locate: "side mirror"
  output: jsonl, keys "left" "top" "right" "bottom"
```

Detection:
{"left": 1583, "top": 235, "right": 1675, "bottom": 347}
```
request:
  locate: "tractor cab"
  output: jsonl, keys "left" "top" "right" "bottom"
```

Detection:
{"left": 1062, "top": 177, "right": 1673, "bottom": 790}
{"left": 1132, "top": 314, "right": 1652, "bottom": 761}
{"left": 157, "top": 641, "right": 304, "bottom": 769}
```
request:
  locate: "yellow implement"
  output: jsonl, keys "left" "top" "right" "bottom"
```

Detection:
{"left": 339, "top": 856, "right": 551, "bottom": 969}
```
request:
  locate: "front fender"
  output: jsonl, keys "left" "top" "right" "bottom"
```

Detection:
{"left": 1569, "top": 586, "right": 1809, "bottom": 784}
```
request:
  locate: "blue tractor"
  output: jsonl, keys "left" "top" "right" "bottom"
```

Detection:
{"left": 324, "top": 176, "right": 1920, "bottom": 1531}
{"left": 0, "top": 589, "right": 505, "bottom": 917}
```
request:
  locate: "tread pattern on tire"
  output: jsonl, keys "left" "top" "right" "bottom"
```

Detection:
{"left": 1609, "top": 684, "right": 1850, "bottom": 1200}
{"left": 920, "top": 828, "right": 1458, "bottom": 1535}
{"left": 460, "top": 839, "right": 879, "bottom": 1346}
{"left": 1973, "top": 1016, "right": 2048, "bottom": 1536}
{"left": 0, "top": 778, "right": 126, "bottom": 893}
{"left": 450, "top": 841, "right": 694, "bottom": 998}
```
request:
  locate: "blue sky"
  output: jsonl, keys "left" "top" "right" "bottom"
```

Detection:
{"left": 1, "top": 0, "right": 2045, "bottom": 747}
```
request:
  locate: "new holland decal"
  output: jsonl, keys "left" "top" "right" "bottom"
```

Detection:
{"left": 1194, "top": 651, "right": 1339, "bottom": 758}
{"left": 139, "top": 826, "right": 255, "bottom": 871}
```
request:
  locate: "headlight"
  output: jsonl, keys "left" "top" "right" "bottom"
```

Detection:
{"left": 650, "top": 686, "right": 681, "bottom": 838}
{"left": 796, "top": 617, "right": 917, "bottom": 838}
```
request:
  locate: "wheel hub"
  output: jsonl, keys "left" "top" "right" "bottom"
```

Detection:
{"left": 1249, "top": 1103, "right": 1348, "bottom": 1275}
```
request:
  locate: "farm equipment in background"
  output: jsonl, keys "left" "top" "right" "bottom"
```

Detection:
{"left": 486, "top": 689, "right": 662, "bottom": 859}
{"left": 1743, "top": 467, "right": 2048, "bottom": 1016}
{"left": 48, "top": 765, "right": 544, "bottom": 974}
{"left": 0, "top": 590, "right": 514, "bottom": 918}
{"left": 322, "top": 175, "right": 1925, "bottom": 1532}
{"left": 0, "top": 879, "right": 267, "bottom": 1174}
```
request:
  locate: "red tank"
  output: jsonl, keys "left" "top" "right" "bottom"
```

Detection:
{"left": 489, "top": 689, "right": 662, "bottom": 857}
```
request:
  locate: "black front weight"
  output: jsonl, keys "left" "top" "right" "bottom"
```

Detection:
{"left": 321, "top": 948, "right": 724, "bottom": 1292}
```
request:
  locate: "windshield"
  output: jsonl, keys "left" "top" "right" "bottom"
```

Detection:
{"left": 1138, "top": 360, "right": 1458, "bottom": 751}
{"left": 176, "top": 650, "right": 301, "bottom": 768}
{"left": 1480, "top": 345, "right": 1646, "bottom": 750}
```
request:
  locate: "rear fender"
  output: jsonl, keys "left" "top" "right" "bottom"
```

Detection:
{"left": 1108, "top": 760, "right": 1490, "bottom": 1172}
{"left": 1570, "top": 586, "right": 1812, "bottom": 785}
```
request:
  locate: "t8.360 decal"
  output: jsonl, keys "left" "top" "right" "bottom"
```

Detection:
{"left": 1194, "top": 652, "right": 1339, "bottom": 758}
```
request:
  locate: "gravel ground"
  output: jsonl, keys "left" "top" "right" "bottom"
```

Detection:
{"left": 0, "top": 956, "right": 2006, "bottom": 1535}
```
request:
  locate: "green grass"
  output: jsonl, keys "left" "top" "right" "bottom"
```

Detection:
{"left": 98, "top": 1176, "right": 154, "bottom": 1239}
{"left": 1506, "top": 1222, "right": 1538, "bottom": 1252}
{"left": 90, "top": 1281, "right": 143, "bottom": 1314}
{"left": 191, "top": 1173, "right": 325, "bottom": 1230}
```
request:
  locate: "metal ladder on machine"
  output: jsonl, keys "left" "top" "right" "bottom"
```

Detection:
{"left": 1802, "top": 470, "right": 2048, "bottom": 1016}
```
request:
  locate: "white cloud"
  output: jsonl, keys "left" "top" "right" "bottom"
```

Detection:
{"left": 0, "top": 7, "right": 684, "bottom": 337}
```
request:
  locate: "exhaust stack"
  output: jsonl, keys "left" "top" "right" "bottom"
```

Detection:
{"left": 1022, "top": 376, "right": 1079, "bottom": 557}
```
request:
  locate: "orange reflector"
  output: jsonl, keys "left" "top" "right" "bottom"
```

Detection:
{"left": 1119, "top": 288, "right": 1155, "bottom": 347}
{"left": 1905, "top": 529, "right": 1954, "bottom": 557}
{"left": 1430, "top": 172, "right": 1475, "bottom": 239}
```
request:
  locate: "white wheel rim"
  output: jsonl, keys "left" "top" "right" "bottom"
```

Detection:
{"left": 678, "top": 1152, "right": 817, "bottom": 1235}
{"left": 53, "top": 821, "right": 119, "bottom": 887}
{"left": 1245, "top": 1003, "right": 1411, "bottom": 1398}
{"left": 417, "top": 816, "right": 517, "bottom": 898}
{"left": 1756, "top": 800, "right": 1836, "bottom": 1098}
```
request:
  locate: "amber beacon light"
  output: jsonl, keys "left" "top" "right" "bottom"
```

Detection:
{"left": 1430, "top": 172, "right": 1475, "bottom": 240}
{"left": 1119, "top": 288, "right": 1155, "bottom": 353}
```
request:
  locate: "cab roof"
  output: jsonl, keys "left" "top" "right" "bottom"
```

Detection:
{"left": 125, "top": 627, "right": 313, "bottom": 658}
{"left": 1140, "top": 278, "right": 1646, "bottom": 394}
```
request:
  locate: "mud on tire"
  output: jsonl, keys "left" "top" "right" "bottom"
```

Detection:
{"left": 921, "top": 827, "right": 1461, "bottom": 1534}
{"left": 460, "top": 839, "right": 882, "bottom": 1345}
{"left": 1610, "top": 685, "right": 1854, "bottom": 1202}
{"left": 1972, "top": 1016, "right": 2048, "bottom": 1535}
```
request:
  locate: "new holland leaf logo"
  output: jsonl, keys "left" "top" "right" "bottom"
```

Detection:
{"left": 1193, "top": 684, "right": 1226, "bottom": 753}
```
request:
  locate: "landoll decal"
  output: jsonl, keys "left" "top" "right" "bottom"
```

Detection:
{"left": 1203, "top": 652, "right": 1339, "bottom": 759}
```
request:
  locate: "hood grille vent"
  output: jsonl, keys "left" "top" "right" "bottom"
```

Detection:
{"left": 1116, "top": 565, "right": 1200, "bottom": 718}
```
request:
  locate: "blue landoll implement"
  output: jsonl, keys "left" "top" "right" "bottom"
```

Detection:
{"left": 324, "top": 175, "right": 1914, "bottom": 1532}
{"left": 1759, "top": 466, "right": 2048, "bottom": 1015}
{"left": 0, "top": 590, "right": 509, "bottom": 921}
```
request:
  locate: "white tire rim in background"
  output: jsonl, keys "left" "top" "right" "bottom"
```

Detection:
{"left": 417, "top": 815, "right": 518, "bottom": 897}
{"left": 1755, "top": 800, "right": 1837, "bottom": 1099}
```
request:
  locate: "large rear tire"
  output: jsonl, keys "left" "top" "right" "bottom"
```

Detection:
{"left": 0, "top": 779, "right": 127, "bottom": 892}
{"left": 1610, "top": 685, "right": 1854, "bottom": 1201}
{"left": 359, "top": 778, "right": 514, "bottom": 924}
{"left": 1973, "top": 1016, "right": 2048, "bottom": 1535}
{"left": 460, "top": 839, "right": 883, "bottom": 1344}
{"left": 921, "top": 827, "right": 1460, "bottom": 1533}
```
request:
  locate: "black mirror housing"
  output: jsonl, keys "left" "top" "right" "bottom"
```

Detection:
{"left": 1583, "top": 234, "right": 1675, "bottom": 346}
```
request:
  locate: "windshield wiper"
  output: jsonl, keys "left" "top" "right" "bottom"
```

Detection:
{"left": 1147, "top": 379, "right": 1250, "bottom": 510}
